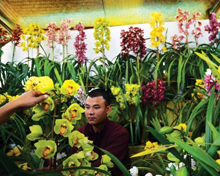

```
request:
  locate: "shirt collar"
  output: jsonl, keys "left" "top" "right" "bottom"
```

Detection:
{"left": 89, "top": 118, "right": 109, "bottom": 134}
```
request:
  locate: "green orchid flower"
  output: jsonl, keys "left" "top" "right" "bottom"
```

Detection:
{"left": 79, "top": 137, "right": 94, "bottom": 151}
{"left": 84, "top": 150, "right": 99, "bottom": 161}
{"left": 62, "top": 154, "right": 81, "bottom": 176}
{"left": 101, "top": 154, "right": 114, "bottom": 168}
{"left": 95, "top": 164, "right": 109, "bottom": 176}
{"left": 62, "top": 103, "right": 85, "bottom": 124}
{"left": 68, "top": 131, "right": 85, "bottom": 148}
{"left": 26, "top": 125, "right": 43, "bottom": 141}
{"left": 34, "top": 140, "right": 57, "bottom": 159}
{"left": 54, "top": 119, "right": 74, "bottom": 137}
{"left": 32, "top": 96, "right": 54, "bottom": 121}
{"left": 75, "top": 151, "right": 85, "bottom": 159}
{"left": 60, "top": 80, "right": 80, "bottom": 96}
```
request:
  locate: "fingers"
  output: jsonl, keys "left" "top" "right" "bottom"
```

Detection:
{"left": 35, "top": 94, "right": 49, "bottom": 103}
{"left": 34, "top": 91, "right": 43, "bottom": 96}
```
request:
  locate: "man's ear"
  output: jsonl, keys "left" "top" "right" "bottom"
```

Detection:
{"left": 106, "top": 105, "right": 112, "bottom": 114}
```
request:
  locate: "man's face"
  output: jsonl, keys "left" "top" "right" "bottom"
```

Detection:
{"left": 84, "top": 96, "right": 111, "bottom": 128}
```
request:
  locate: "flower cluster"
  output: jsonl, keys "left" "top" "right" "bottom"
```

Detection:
{"left": 93, "top": 17, "right": 111, "bottom": 54}
{"left": 144, "top": 141, "right": 159, "bottom": 151}
{"left": 191, "top": 12, "right": 203, "bottom": 44}
{"left": 0, "top": 27, "right": 10, "bottom": 44}
{"left": 46, "top": 22, "right": 57, "bottom": 48}
{"left": 10, "top": 24, "right": 23, "bottom": 46}
{"left": 20, "top": 23, "right": 46, "bottom": 51}
{"left": 149, "top": 12, "right": 166, "bottom": 48}
{"left": 111, "top": 84, "right": 141, "bottom": 109}
{"left": 74, "top": 87, "right": 87, "bottom": 105}
{"left": 120, "top": 26, "right": 146, "bottom": 58}
{"left": 191, "top": 79, "right": 205, "bottom": 100}
{"left": 24, "top": 76, "right": 54, "bottom": 94}
{"left": 58, "top": 19, "right": 72, "bottom": 46}
{"left": 171, "top": 8, "right": 202, "bottom": 49}
{"left": 203, "top": 74, "right": 220, "bottom": 96}
{"left": 124, "top": 84, "right": 141, "bottom": 105}
{"left": 142, "top": 79, "right": 166, "bottom": 105}
{"left": 74, "top": 22, "right": 87, "bottom": 64}
{"left": 110, "top": 86, "right": 125, "bottom": 109}
{"left": 204, "top": 13, "right": 220, "bottom": 44}
{"left": 175, "top": 8, "right": 193, "bottom": 43}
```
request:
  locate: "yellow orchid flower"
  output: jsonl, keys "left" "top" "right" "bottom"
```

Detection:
{"left": 7, "top": 146, "right": 23, "bottom": 156}
{"left": 60, "top": 80, "right": 80, "bottom": 96}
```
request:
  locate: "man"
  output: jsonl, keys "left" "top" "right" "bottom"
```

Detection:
{"left": 78, "top": 88, "right": 130, "bottom": 176}
{"left": 0, "top": 91, "right": 48, "bottom": 125}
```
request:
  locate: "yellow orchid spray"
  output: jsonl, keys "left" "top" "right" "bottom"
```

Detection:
{"left": 20, "top": 23, "right": 46, "bottom": 58}
{"left": 150, "top": 12, "right": 166, "bottom": 61}
{"left": 93, "top": 17, "right": 111, "bottom": 66}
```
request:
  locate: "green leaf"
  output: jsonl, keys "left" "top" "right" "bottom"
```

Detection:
{"left": 54, "top": 67, "right": 62, "bottom": 85}
{"left": 148, "top": 126, "right": 185, "bottom": 163}
{"left": 94, "top": 145, "right": 131, "bottom": 176}
{"left": 205, "top": 89, "right": 215, "bottom": 150}
{"left": 0, "top": 151, "right": 20, "bottom": 174}
{"left": 167, "top": 135, "right": 220, "bottom": 173}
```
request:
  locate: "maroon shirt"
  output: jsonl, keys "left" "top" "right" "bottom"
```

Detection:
{"left": 77, "top": 119, "right": 130, "bottom": 176}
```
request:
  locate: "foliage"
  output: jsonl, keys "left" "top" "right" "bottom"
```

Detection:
{"left": 1, "top": 8, "right": 220, "bottom": 176}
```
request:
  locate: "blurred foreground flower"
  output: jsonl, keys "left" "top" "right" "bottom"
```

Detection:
{"left": 131, "top": 141, "right": 176, "bottom": 158}
{"left": 7, "top": 146, "right": 23, "bottom": 156}
{"left": 129, "top": 166, "right": 138, "bottom": 176}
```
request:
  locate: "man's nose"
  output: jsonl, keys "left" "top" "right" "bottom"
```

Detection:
{"left": 88, "top": 108, "right": 94, "bottom": 114}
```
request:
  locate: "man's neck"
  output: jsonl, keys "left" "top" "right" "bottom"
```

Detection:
{"left": 92, "top": 119, "right": 108, "bottom": 133}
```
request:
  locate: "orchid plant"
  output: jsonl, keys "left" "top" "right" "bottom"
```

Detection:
{"left": 120, "top": 26, "right": 146, "bottom": 85}
{"left": 1, "top": 75, "right": 114, "bottom": 175}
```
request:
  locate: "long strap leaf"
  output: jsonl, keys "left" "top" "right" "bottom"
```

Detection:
{"left": 205, "top": 89, "right": 215, "bottom": 151}
{"left": 94, "top": 146, "right": 131, "bottom": 176}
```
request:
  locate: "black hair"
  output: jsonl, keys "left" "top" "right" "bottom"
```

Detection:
{"left": 87, "top": 88, "right": 111, "bottom": 106}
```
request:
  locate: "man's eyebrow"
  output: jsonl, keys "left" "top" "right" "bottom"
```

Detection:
{"left": 84, "top": 104, "right": 100, "bottom": 106}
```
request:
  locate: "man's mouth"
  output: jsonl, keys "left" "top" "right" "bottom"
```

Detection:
{"left": 88, "top": 117, "right": 95, "bottom": 121}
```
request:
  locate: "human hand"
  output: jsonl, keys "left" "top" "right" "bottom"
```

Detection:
{"left": 15, "top": 91, "right": 49, "bottom": 109}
